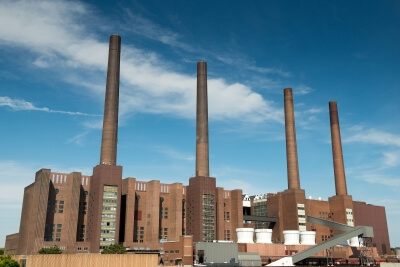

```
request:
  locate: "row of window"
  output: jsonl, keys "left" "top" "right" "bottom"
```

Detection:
{"left": 135, "top": 226, "right": 145, "bottom": 243}
{"left": 161, "top": 207, "right": 169, "bottom": 219}
{"left": 165, "top": 250, "right": 179, "bottom": 254}
{"left": 48, "top": 199, "right": 64, "bottom": 214}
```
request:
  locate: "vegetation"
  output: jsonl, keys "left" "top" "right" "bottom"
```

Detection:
{"left": 0, "top": 255, "right": 19, "bottom": 267}
{"left": 101, "top": 244, "right": 126, "bottom": 254}
{"left": 0, "top": 249, "right": 3, "bottom": 255}
{"left": 38, "top": 246, "right": 62, "bottom": 254}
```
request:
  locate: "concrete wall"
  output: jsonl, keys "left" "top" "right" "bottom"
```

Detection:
{"left": 14, "top": 254, "right": 157, "bottom": 267}
{"left": 195, "top": 242, "right": 238, "bottom": 264}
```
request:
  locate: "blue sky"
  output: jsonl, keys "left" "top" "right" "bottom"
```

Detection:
{"left": 0, "top": 0, "right": 399, "bottom": 247}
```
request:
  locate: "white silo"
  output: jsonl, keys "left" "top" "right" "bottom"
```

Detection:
{"left": 300, "top": 231, "right": 316, "bottom": 245}
{"left": 255, "top": 229, "right": 273, "bottom": 244}
{"left": 236, "top": 228, "right": 254, "bottom": 243}
{"left": 283, "top": 230, "right": 300, "bottom": 245}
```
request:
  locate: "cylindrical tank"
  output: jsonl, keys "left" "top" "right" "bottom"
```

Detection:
{"left": 236, "top": 228, "right": 254, "bottom": 243}
{"left": 300, "top": 231, "right": 316, "bottom": 245}
{"left": 348, "top": 236, "right": 360, "bottom": 247}
{"left": 283, "top": 230, "right": 300, "bottom": 245}
{"left": 255, "top": 229, "right": 272, "bottom": 244}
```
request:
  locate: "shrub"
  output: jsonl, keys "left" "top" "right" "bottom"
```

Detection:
{"left": 38, "top": 246, "right": 62, "bottom": 254}
{"left": 101, "top": 244, "right": 126, "bottom": 254}
{"left": 0, "top": 255, "right": 19, "bottom": 267}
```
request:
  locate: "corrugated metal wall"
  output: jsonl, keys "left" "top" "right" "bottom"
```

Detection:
{"left": 15, "top": 254, "right": 158, "bottom": 267}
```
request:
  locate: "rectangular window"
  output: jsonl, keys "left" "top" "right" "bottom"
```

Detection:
{"left": 202, "top": 194, "right": 215, "bottom": 242}
{"left": 100, "top": 185, "right": 118, "bottom": 247}
{"left": 224, "top": 229, "right": 231, "bottom": 240}
{"left": 163, "top": 227, "right": 168, "bottom": 240}
{"left": 161, "top": 207, "right": 169, "bottom": 219}
{"left": 226, "top": 211, "right": 230, "bottom": 221}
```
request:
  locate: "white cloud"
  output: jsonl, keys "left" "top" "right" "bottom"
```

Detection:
{"left": 123, "top": 11, "right": 195, "bottom": 53}
{"left": 83, "top": 119, "right": 103, "bottom": 129}
{"left": 296, "top": 85, "right": 313, "bottom": 95}
{"left": 215, "top": 54, "right": 291, "bottom": 77}
{"left": 67, "top": 131, "right": 89, "bottom": 145}
{"left": 344, "top": 126, "right": 400, "bottom": 147}
{"left": 0, "top": 96, "right": 99, "bottom": 116}
{"left": 356, "top": 173, "right": 400, "bottom": 187}
{"left": 153, "top": 145, "right": 194, "bottom": 161}
{"left": 0, "top": 0, "right": 283, "bottom": 123}
{"left": 347, "top": 151, "right": 400, "bottom": 188}
{"left": 382, "top": 151, "right": 400, "bottom": 167}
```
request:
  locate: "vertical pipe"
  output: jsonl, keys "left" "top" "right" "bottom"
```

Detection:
{"left": 196, "top": 61, "right": 209, "bottom": 177}
{"left": 100, "top": 35, "right": 121, "bottom": 165}
{"left": 284, "top": 88, "right": 301, "bottom": 189}
{"left": 329, "top": 101, "right": 348, "bottom": 196}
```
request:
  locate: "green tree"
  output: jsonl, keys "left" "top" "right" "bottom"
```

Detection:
{"left": 0, "top": 249, "right": 4, "bottom": 255}
{"left": 101, "top": 244, "right": 126, "bottom": 254}
{"left": 0, "top": 255, "right": 19, "bottom": 267}
{"left": 38, "top": 246, "right": 62, "bottom": 254}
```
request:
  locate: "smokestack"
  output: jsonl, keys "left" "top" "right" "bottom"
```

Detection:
{"left": 100, "top": 35, "right": 121, "bottom": 165}
{"left": 284, "top": 88, "right": 301, "bottom": 189}
{"left": 195, "top": 61, "right": 209, "bottom": 177}
{"left": 329, "top": 101, "right": 348, "bottom": 196}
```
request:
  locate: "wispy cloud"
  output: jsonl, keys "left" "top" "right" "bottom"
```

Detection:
{"left": 0, "top": 0, "right": 283, "bottom": 124}
{"left": 0, "top": 96, "right": 99, "bottom": 116}
{"left": 153, "top": 145, "right": 194, "bottom": 161}
{"left": 295, "top": 106, "right": 324, "bottom": 130}
{"left": 82, "top": 119, "right": 103, "bottom": 129}
{"left": 122, "top": 9, "right": 292, "bottom": 82}
{"left": 215, "top": 54, "right": 291, "bottom": 78}
{"left": 347, "top": 151, "right": 400, "bottom": 188}
{"left": 67, "top": 131, "right": 89, "bottom": 145}
{"left": 123, "top": 11, "right": 195, "bottom": 53}
{"left": 213, "top": 165, "right": 282, "bottom": 194}
{"left": 351, "top": 171, "right": 400, "bottom": 187}
{"left": 382, "top": 151, "right": 400, "bottom": 167}
{"left": 296, "top": 85, "right": 313, "bottom": 95}
{"left": 344, "top": 126, "right": 400, "bottom": 147}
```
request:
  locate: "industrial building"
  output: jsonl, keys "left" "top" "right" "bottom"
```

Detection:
{"left": 4, "top": 35, "right": 391, "bottom": 265}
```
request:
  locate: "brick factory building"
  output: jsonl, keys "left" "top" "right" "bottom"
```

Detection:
{"left": 4, "top": 35, "right": 390, "bottom": 263}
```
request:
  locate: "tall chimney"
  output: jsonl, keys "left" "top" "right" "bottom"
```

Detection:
{"left": 329, "top": 101, "right": 348, "bottom": 196}
{"left": 100, "top": 35, "right": 121, "bottom": 166}
{"left": 284, "top": 88, "right": 301, "bottom": 189}
{"left": 195, "top": 61, "right": 209, "bottom": 177}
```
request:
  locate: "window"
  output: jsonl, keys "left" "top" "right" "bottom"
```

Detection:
{"left": 202, "top": 194, "right": 215, "bottom": 241}
{"left": 224, "top": 229, "right": 231, "bottom": 240}
{"left": 224, "top": 211, "right": 230, "bottom": 221}
{"left": 139, "top": 227, "right": 145, "bottom": 243}
{"left": 100, "top": 185, "right": 118, "bottom": 247}
{"left": 162, "top": 228, "right": 168, "bottom": 240}
{"left": 161, "top": 207, "right": 169, "bottom": 219}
